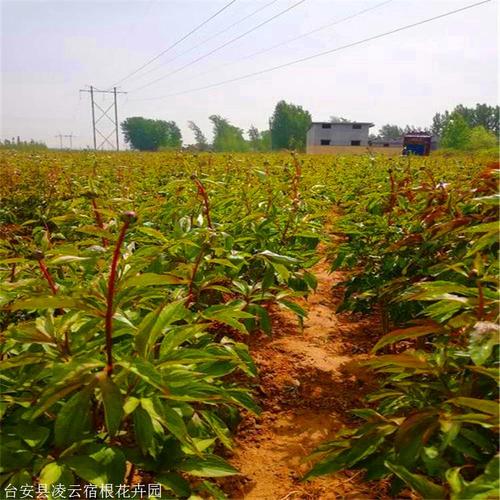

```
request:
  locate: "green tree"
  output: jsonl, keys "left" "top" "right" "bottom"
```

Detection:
{"left": 468, "top": 126, "right": 498, "bottom": 150}
{"left": 269, "top": 100, "right": 311, "bottom": 151}
{"left": 378, "top": 124, "right": 403, "bottom": 140}
{"left": 260, "top": 130, "right": 271, "bottom": 151}
{"left": 431, "top": 104, "right": 499, "bottom": 138}
{"left": 431, "top": 111, "right": 450, "bottom": 137}
{"left": 440, "top": 112, "right": 471, "bottom": 149}
{"left": 121, "top": 117, "right": 182, "bottom": 151}
{"left": 247, "top": 126, "right": 271, "bottom": 151}
{"left": 188, "top": 121, "right": 209, "bottom": 151}
{"left": 209, "top": 115, "right": 248, "bottom": 152}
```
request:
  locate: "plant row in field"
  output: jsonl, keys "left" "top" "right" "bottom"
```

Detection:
{"left": 0, "top": 152, "right": 325, "bottom": 498}
{"left": 307, "top": 159, "right": 499, "bottom": 499}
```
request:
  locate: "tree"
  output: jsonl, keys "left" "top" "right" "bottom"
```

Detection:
{"left": 378, "top": 124, "right": 403, "bottom": 140}
{"left": 121, "top": 117, "right": 182, "bottom": 151}
{"left": 247, "top": 125, "right": 260, "bottom": 151}
{"left": 431, "top": 104, "right": 499, "bottom": 138}
{"left": 269, "top": 100, "right": 311, "bottom": 151}
{"left": 247, "top": 126, "right": 271, "bottom": 152}
{"left": 260, "top": 130, "right": 271, "bottom": 151}
{"left": 431, "top": 111, "right": 450, "bottom": 137}
{"left": 468, "top": 126, "right": 497, "bottom": 150}
{"left": 209, "top": 115, "right": 248, "bottom": 152}
{"left": 188, "top": 121, "right": 209, "bottom": 151}
{"left": 440, "top": 112, "right": 471, "bottom": 149}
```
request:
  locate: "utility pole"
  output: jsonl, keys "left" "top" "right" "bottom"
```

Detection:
{"left": 63, "top": 133, "right": 75, "bottom": 149}
{"left": 90, "top": 86, "right": 96, "bottom": 150}
{"left": 79, "top": 85, "right": 126, "bottom": 151}
{"left": 55, "top": 134, "right": 64, "bottom": 149}
{"left": 113, "top": 87, "right": 120, "bottom": 151}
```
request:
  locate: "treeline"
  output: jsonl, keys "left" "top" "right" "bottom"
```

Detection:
{"left": 122, "top": 101, "right": 498, "bottom": 153}
{"left": 0, "top": 137, "right": 48, "bottom": 151}
{"left": 121, "top": 100, "right": 311, "bottom": 152}
{"left": 375, "top": 103, "right": 498, "bottom": 150}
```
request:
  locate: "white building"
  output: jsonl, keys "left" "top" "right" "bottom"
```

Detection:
{"left": 306, "top": 121, "right": 374, "bottom": 153}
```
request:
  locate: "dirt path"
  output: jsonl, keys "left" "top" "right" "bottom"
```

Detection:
{"left": 221, "top": 257, "right": 387, "bottom": 499}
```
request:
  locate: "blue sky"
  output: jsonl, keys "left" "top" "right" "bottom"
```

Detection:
{"left": 1, "top": 0, "right": 498, "bottom": 148}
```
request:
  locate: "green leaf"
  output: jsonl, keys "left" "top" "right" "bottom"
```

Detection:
{"left": 161, "top": 405, "right": 195, "bottom": 451}
{"left": 467, "top": 366, "right": 499, "bottom": 384}
{"left": 135, "top": 300, "right": 189, "bottom": 357}
{"left": 201, "top": 411, "right": 233, "bottom": 450}
{"left": 47, "top": 255, "right": 90, "bottom": 265}
{"left": 39, "top": 462, "right": 74, "bottom": 500}
{"left": 11, "top": 296, "right": 79, "bottom": 311}
{"left": 160, "top": 324, "right": 205, "bottom": 355}
{"left": 89, "top": 446, "right": 127, "bottom": 485}
{"left": 134, "top": 406, "right": 154, "bottom": 455}
{"left": 447, "top": 397, "right": 499, "bottom": 417}
{"left": 202, "top": 305, "right": 254, "bottom": 334}
{"left": 179, "top": 455, "right": 239, "bottom": 477}
{"left": 394, "top": 411, "right": 439, "bottom": 467}
{"left": 280, "top": 299, "right": 307, "bottom": 318}
{"left": 118, "top": 359, "right": 169, "bottom": 394}
{"left": 305, "top": 449, "right": 351, "bottom": 479}
{"left": 54, "top": 388, "right": 92, "bottom": 447}
{"left": 156, "top": 472, "right": 191, "bottom": 497}
{"left": 63, "top": 455, "right": 108, "bottom": 486}
{"left": 257, "top": 250, "right": 300, "bottom": 264}
{"left": 98, "top": 376, "right": 123, "bottom": 437}
{"left": 0, "top": 354, "right": 47, "bottom": 371}
{"left": 372, "top": 324, "right": 441, "bottom": 353}
{"left": 271, "top": 262, "right": 291, "bottom": 281}
{"left": 199, "top": 480, "right": 229, "bottom": 500}
{"left": 363, "top": 353, "right": 433, "bottom": 371}
{"left": 121, "top": 273, "right": 186, "bottom": 289}
{"left": 385, "top": 462, "right": 446, "bottom": 499}
{"left": 16, "top": 421, "right": 50, "bottom": 448}
{"left": 303, "top": 271, "right": 318, "bottom": 290}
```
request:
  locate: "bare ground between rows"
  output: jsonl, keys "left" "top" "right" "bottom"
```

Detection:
{"left": 218, "top": 258, "right": 391, "bottom": 500}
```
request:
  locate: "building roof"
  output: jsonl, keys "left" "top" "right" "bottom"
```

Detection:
{"left": 309, "top": 121, "right": 375, "bottom": 128}
{"left": 404, "top": 133, "right": 433, "bottom": 138}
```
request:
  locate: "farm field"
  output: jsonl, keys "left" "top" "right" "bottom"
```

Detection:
{"left": 0, "top": 150, "right": 498, "bottom": 500}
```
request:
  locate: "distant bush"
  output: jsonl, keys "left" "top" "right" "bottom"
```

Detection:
{"left": 0, "top": 139, "right": 48, "bottom": 151}
{"left": 468, "top": 126, "right": 498, "bottom": 150}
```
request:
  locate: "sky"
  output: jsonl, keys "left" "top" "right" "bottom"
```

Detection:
{"left": 1, "top": 0, "right": 498, "bottom": 149}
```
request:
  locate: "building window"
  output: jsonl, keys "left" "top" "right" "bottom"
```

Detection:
{"left": 321, "top": 123, "right": 331, "bottom": 129}
{"left": 320, "top": 139, "right": 331, "bottom": 145}
{"left": 352, "top": 124, "right": 362, "bottom": 129}
{"left": 351, "top": 140, "right": 361, "bottom": 146}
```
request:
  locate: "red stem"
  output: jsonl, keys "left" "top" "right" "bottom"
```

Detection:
{"left": 91, "top": 199, "right": 108, "bottom": 247}
{"left": 38, "top": 259, "right": 58, "bottom": 295}
{"left": 105, "top": 220, "right": 130, "bottom": 374}
{"left": 193, "top": 177, "right": 213, "bottom": 229}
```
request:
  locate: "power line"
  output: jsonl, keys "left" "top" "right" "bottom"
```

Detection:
{"left": 132, "top": 0, "right": 491, "bottom": 102}
{"left": 179, "top": 0, "right": 394, "bottom": 85}
{"left": 130, "top": 0, "right": 307, "bottom": 92}
{"left": 125, "top": 0, "right": 280, "bottom": 85}
{"left": 111, "top": 0, "right": 238, "bottom": 87}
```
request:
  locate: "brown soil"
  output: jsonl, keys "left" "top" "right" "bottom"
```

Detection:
{"left": 219, "top": 258, "right": 390, "bottom": 500}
